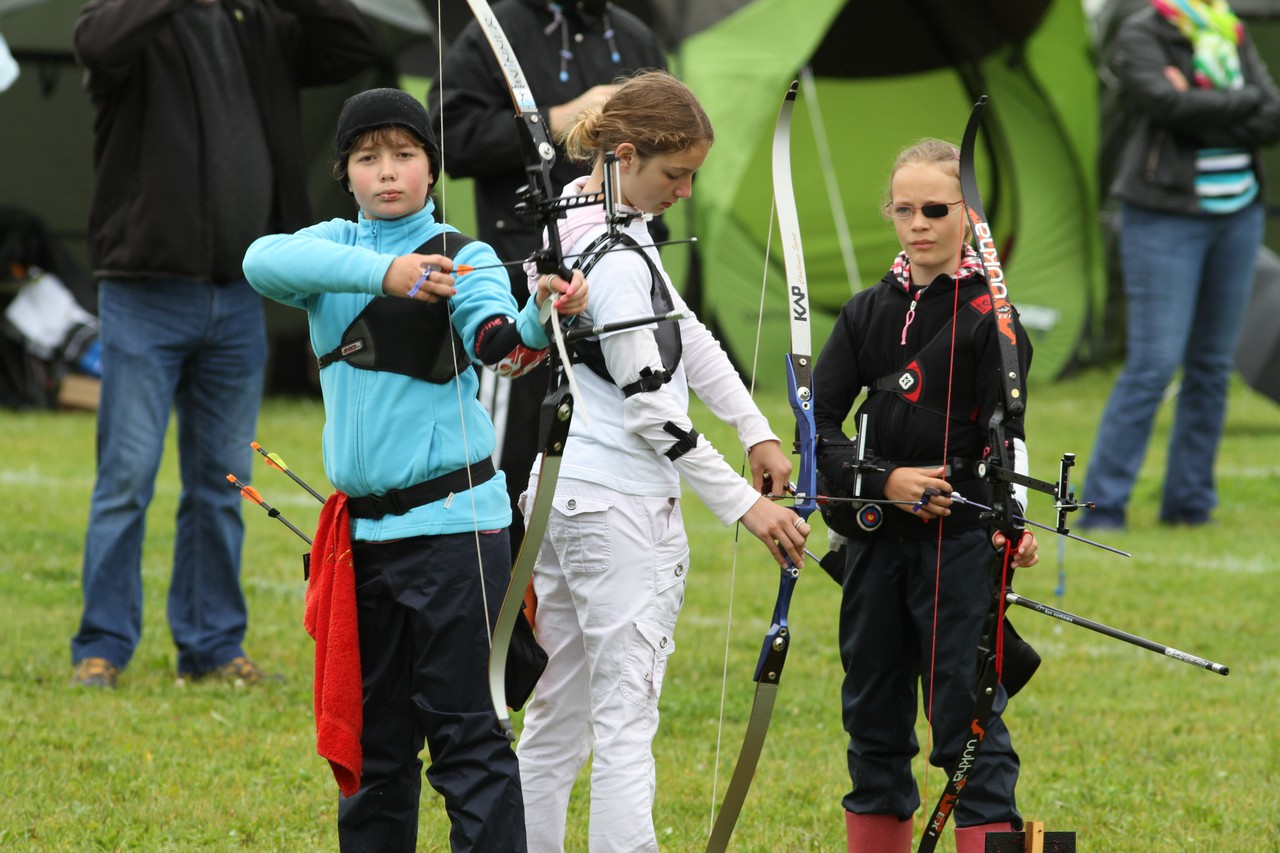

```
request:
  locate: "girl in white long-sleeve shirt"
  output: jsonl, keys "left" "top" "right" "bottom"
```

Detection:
{"left": 514, "top": 70, "right": 810, "bottom": 852}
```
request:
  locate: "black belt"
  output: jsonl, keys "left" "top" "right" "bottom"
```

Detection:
{"left": 347, "top": 458, "right": 495, "bottom": 520}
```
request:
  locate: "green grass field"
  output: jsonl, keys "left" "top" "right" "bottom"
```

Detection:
{"left": 2, "top": 366, "right": 1277, "bottom": 851}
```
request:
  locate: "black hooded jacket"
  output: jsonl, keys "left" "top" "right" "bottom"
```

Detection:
{"left": 427, "top": 0, "right": 668, "bottom": 293}
{"left": 74, "top": 0, "right": 378, "bottom": 280}
{"left": 813, "top": 268, "right": 1033, "bottom": 540}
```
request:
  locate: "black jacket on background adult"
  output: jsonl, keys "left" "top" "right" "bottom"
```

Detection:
{"left": 74, "top": 0, "right": 378, "bottom": 280}
{"left": 813, "top": 269, "right": 1033, "bottom": 541}
{"left": 426, "top": 0, "right": 668, "bottom": 558}
{"left": 1109, "top": 6, "right": 1280, "bottom": 214}
{"left": 427, "top": 0, "right": 668, "bottom": 286}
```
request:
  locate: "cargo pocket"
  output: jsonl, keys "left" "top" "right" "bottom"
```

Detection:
{"left": 648, "top": 554, "right": 689, "bottom": 655}
{"left": 652, "top": 499, "right": 690, "bottom": 613}
{"left": 620, "top": 619, "right": 676, "bottom": 710}
{"left": 548, "top": 496, "right": 612, "bottom": 573}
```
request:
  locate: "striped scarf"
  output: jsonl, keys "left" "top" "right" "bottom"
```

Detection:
{"left": 1154, "top": 0, "right": 1256, "bottom": 212}
{"left": 1153, "top": 0, "right": 1243, "bottom": 90}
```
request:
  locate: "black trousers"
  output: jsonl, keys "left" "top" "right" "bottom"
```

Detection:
{"left": 839, "top": 528, "right": 1021, "bottom": 828}
{"left": 337, "top": 531, "right": 526, "bottom": 852}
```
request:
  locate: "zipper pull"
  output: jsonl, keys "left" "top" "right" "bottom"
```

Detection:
{"left": 901, "top": 297, "right": 918, "bottom": 345}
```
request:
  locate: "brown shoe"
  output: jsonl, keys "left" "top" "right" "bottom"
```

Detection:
{"left": 71, "top": 657, "right": 119, "bottom": 688}
{"left": 179, "top": 656, "right": 282, "bottom": 687}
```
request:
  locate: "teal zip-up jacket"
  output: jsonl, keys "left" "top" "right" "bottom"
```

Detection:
{"left": 244, "top": 201, "right": 549, "bottom": 541}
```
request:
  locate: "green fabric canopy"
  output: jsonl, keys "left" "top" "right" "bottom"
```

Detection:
{"left": 2, "top": 0, "right": 1104, "bottom": 387}
{"left": 677, "top": 0, "right": 1103, "bottom": 385}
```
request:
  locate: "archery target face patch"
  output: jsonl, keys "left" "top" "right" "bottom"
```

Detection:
{"left": 856, "top": 503, "right": 883, "bottom": 532}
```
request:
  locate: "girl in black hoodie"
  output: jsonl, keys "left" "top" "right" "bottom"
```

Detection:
{"left": 813, "top": 138, "right": 1039, "bottom": 853}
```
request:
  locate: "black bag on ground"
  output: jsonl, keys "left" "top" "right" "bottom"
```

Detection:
{"left": 0, "top": 207, "right": 98, "bottom": 409}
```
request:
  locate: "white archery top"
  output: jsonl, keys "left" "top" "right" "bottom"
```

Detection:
{"left": 528, "top": 178, "right": 777, "bottom": 527}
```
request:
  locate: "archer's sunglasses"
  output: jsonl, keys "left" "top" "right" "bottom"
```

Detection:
{"left": 888, "top": 200, "right": 964, "bottom": 220}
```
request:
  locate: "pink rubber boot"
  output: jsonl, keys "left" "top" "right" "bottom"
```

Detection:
{"left": 954, "top": 822, "right": 1015, "bottom": 853}
{"left": 845, "top": 811, "right": 912, "bottom": 853}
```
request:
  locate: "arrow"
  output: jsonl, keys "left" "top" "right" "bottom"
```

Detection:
{"left": 250, "top": 441, "right": 326, "bottom": 504}
{"left": 226, "top": 474, "right": 312, "bottom": 545}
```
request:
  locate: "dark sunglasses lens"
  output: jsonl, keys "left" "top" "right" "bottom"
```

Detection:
{"left": 921, "top": 203, "right": 951, "bottom": 219}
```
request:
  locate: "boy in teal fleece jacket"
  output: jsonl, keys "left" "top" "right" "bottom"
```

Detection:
{"left": 244, "top": 87, "right": 585, "bottom": 852}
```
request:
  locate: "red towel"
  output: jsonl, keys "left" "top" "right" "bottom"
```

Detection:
{"left": 304, "top": 491, "right": 363, "bottom": 797}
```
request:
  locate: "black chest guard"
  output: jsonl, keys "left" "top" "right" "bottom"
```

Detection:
{"left": 316, "top": 232, "right": 475, "bottom": 384}
{"left": 870, "top": 291, "right": 994, "bottom": 423}
{"left": 571, "top": 231, "right": 682, "bottom": 397}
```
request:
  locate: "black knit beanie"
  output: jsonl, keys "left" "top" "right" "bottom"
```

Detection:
{"left": 334, "top": 88, "right": 440, "bottom": 189}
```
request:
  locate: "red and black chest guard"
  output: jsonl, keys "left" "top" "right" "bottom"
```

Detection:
{"left": 871, "top": 292, "right": 994, "bottom": 424}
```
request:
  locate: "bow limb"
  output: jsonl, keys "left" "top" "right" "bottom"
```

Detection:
{"left": 459, "top": 0, "right": 581, "bottom": 736}
{"left": 956, "top": 97, "right": 1024, "bottom": 545}
{"left": 959, "top": 97, "right": 1023, "bottom": 420}
{"left": 486, "top": 386, "right": 573, "bottom": 739}
{"left": 918, "top": 96, "right": 1025, "bottom": 853}
{"left": 463, "top": 0, "right": 587, "bottom": 414}
{"left": 707, "top": 80, "right": 815, "bottom": 852}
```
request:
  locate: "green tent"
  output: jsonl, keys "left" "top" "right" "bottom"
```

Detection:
{"left": 2, "top": 0, "right": 1103, "bottom": 387}
{"left": 677, "top": 0, "right": 1103, "bottom": 385}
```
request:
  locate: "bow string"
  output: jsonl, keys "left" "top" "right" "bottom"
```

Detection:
{"left": 706, "top": 79, "right": 815, "bottom": 853}
{"left": 457, "top": 0, "right": 584, "bottom": 738}
{"left": 916, "top": 96, "right": 1228, "bottom": 852}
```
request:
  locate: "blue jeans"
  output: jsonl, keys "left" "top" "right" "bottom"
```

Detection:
{"left": 1083, "top": 202, "right": 1263, "bottom": 526}
{"left": 71, "top": 278, "right": 266, "bottom": 674}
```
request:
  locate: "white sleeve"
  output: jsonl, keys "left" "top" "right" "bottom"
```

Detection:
{"left": 678, "top": 308, "right": 780, "bottom": 452}
{"left": 602, "top": 328, "right": 760, "bottom": 527}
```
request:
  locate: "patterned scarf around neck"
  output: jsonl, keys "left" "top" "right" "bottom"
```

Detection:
{"left": 890, "top": 243, "right": 984, "bottom": 291}
{"left": 1153, "top": 0, "right": 1244, "bottom": 90}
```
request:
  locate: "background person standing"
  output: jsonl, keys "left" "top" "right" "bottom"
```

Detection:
{"left": 1082, "top": 0, "right": 1280, "bottom": 530}
{"left": 69, "top": 0, "right": 378, "bottom": 689}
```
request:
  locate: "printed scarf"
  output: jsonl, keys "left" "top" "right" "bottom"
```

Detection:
{"left": 890, "top": 243, "right": 984, "bottom": 291}
{"left": 1153, "top": 0, "right": 1244, "bottom": 90}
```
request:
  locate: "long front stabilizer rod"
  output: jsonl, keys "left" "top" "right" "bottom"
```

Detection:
{"left": 1005, "top": 591, "right": 1229, "bottom": 675}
